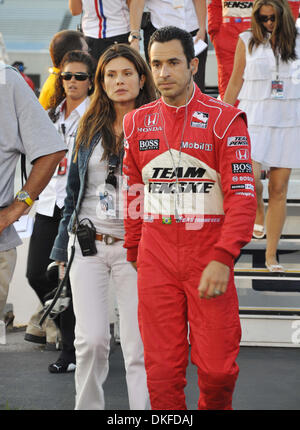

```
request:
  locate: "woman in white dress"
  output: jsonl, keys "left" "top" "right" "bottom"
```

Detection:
{"left": 223, "top": 0, "right": 300, "bottom": 272}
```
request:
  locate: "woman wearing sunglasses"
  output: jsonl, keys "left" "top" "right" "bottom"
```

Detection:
{"left": 50, "top": 44, "right": 156, "bottom": 409}
{"left": 223, "top": 0, "right": 300, "bottom": 272}
{"left": 25, "top": 50, "right": 94, "bottom": 372}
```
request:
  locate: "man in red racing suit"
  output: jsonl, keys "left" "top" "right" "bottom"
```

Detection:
{"left": 208, "top": 0, "right": 300, "bottom": 100}
{"left": 123, "top": 26, "right": 256, "bottom": 410}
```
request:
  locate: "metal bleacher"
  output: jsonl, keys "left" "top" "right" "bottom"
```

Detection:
{"left": 236, "top": 169, "right": 300, "bottom": 347}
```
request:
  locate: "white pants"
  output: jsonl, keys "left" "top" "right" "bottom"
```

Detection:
{"left": 0, "top": 248, "right": 17, "bottom": 320}
{"left": 69, "top": 238, "right": 150, "bottom": 410}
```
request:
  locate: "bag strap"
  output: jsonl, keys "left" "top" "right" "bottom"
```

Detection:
{"left": 21, "top": 153, "right": 27, "bottom": 188}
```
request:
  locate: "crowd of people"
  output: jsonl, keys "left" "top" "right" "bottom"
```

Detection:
{"left": 0, "top": 0, "right": 299, "bottom": 411}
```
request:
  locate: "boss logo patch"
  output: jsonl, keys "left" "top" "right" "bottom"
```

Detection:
{"left": 139, "top": 139, "right": 160, "bottom": 151}
{"left": 231, "top": 163, "right": 253, "bottom": 174}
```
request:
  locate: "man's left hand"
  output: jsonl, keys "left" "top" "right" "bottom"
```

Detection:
{"left": 198, "top": 260, "right": 230, "bottom": 299}
{"left": 194, "top": 28, "right": 206, "bottom": 43}
{"left": 130, "top": 38, "right": 140, "bottom": 52}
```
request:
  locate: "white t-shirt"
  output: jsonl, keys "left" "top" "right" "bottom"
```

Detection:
{"left": 81, "top": 0, "right": 130, "bottom": 39}
{"left": 146, "top": 0, "right": 200, "bottom": 33}
{"left": 0, "top": 66, "right": 66, "bottom": 251}
{"left": 79, "top": 140, "right": 125, "bottom": 239}
{"left": 36, "top": 98, "right": 89, "bottom": 217}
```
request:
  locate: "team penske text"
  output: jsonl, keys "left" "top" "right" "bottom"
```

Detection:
{"left": 148, "top": 181, "right": 214, "bottom": 193}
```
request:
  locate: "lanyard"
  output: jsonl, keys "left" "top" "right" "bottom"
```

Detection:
{"left": 60, "top": 117, "right": 78, "bottom": 146}
{"left": 158, "top": 101, "right": 189, "bottom": 219}
{"left": 275, "top": 52, "right": 280, "bottom": 81}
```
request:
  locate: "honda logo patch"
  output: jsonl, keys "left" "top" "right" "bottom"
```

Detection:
{"left": 144, "top": 113, "right": 159, "bottom": 127}
{"left": 235, "top": 148, "right": 249, "bottom": 160}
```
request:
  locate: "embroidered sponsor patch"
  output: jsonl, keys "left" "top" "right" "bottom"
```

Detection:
{"left": 144, "top": 113, "right": 159, "bottom": 127}
{"left": 231, "top": 183, "right": 254, "bottom": 191}
{"left": 181, "top": 141, "right": 212, "bottom": 151}
{"left": 191, "top": 111, "right": 209, "bottom": 128}
{"left": 139, "top": 139, "right": 160, "bottom": 151}
{"left": 232, "top": 175, "right": 254, "bottom": 182}
{"left": 231, "top": 163, "right": 252, "bottom": 174}
{"left": 235, "top": 148, "right": 249, "bottom": 160}
{"left": 227, "top": 136, "right": 248, "bottom": 147}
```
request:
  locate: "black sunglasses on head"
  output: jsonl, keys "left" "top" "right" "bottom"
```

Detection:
{"left": 258, "top": 14, "right": 276, "bottom": 23}
{"left": 61, "top": 72, "right": 90, "bottom": 81}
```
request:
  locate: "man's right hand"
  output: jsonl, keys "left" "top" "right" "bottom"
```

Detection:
{"left": 0, "top": 201, "right": 28, "bottom": 235}
{"left": 131, "top": 261, "right": 137, "bottom": 271}
{"left": 56, "top": 261, "right": 66, "bottom": 280}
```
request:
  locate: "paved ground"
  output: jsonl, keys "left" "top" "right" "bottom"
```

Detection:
{"left": 1, "top": 328, "right": 300, "bottom": 413}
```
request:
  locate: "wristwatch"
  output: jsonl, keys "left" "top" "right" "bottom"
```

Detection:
{"left": 128, "top": 32, "right": 141, "bottom": 43}
{"left": 15, "top": 190, "right": 33, "bottom": 207}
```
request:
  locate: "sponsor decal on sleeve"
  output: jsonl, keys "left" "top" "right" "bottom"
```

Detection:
{"left": 232, "top": 175, "right": 254, "bottom": 182}
{"left": 234, "top": 191, "right": 255, "bottom": 197}
{"left": 231, "top": 163, "right": 252, "bottom": 174}
{"left": 235, "top": 148, "right": 249, "bottom": 160}
{"left": 231, "top": 183, "right": 254, "bottom": 191}
{"left": 227, "top": 136, "right": 248, "bottom": 147}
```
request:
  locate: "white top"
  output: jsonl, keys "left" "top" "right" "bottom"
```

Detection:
{"left": 81, "top": 0, "right": 130, "bottom": 39}
{"left": 146, "top": 0, "right": 200, "bottom": 32}
{"left": 238, "top": 30, "right": 300, "bottom": 128}
{"left": 79, "top": 140, "right": 125, "bottom": 239}
{"left": 36, "top": 98, "right": 89, "bottom": 217}
{"left": 238, "top": 30, "right": 300, "bottom": 168}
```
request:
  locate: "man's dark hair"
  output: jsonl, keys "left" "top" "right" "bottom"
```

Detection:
{"left": 148, "top": 26, "right": 195, "bottom": 66}
{"left": 49, "top": 30, "right": 86, "bottom": 67}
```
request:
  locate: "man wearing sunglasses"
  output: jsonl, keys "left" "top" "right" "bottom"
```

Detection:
{"left": 208, "top": 0, "right": 300, "bottom": 101}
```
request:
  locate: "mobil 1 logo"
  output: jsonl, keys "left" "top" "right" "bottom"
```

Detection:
{"left": 231, "top": 163, "right": 252, "bottom": 174}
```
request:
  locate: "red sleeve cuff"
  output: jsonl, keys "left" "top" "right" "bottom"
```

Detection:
{"left": 126, "top": 247, "right": 138, "bottom": 262}
{"left": 211, "top": 248, "right": 235, "bottom": 268}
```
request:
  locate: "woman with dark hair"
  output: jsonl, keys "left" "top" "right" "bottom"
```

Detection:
{"left": 223, "top": 0, "right": 300, "bottom": 272}
{"left": 25, "top": 50, "right": 94, "bottom": 372}
{"left": 50, "top": 44, "right": 156, "bottom": 410}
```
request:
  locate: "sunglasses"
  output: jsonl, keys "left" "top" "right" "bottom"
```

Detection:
{"left": 258, "top": 14, "right": 276, "bottom": 23}
{"left": 61, "top": 72, "right": 90, "bottom": 81}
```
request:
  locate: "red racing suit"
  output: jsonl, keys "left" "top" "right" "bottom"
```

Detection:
{"left": 123, "top": 85, "right": 256, "bottom": 410}
{"left": 208, "top": 0, "right": 300, "bottom": 100}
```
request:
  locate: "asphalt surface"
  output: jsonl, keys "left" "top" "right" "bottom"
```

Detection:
{"left": 1, "top": 328, "right": 300, "bottom": 414}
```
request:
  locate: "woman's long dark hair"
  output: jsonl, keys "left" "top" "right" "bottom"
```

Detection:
{"left": 250, "top": 0, "right": 297, "bottom": 61}
{"left": 48, "top": 50, "right": 95, "bottom": 122}
{"left": 75, "top": 43, "right": 157, "bottom": 160}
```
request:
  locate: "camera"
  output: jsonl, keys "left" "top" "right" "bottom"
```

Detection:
{"left": 76, "top": 218, "right": 97, "bottom": 256}
{"left": 42, "top": 262, "right": 71, "bottom": 319}
{"left": 105, "top": 154, "right": 120, "bottom": 189}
